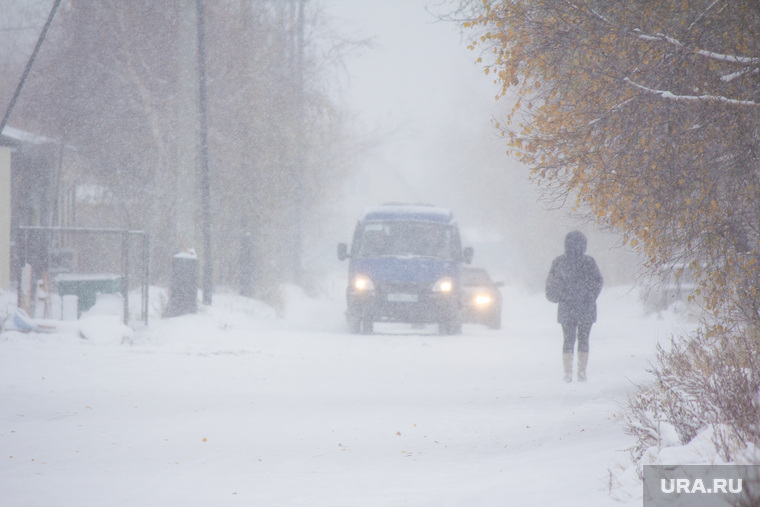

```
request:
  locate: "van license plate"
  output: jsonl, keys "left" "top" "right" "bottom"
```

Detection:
{"left": 387, "top": 293, "right": 418, "bottom": 303}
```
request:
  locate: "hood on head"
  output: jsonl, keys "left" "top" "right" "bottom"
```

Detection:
{"left": 564, "top": 231, "right": 587, "bottom": 257}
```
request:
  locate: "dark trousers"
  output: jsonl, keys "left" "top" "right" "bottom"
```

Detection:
{"left": 562, "top": 322, "right": 592, "bottom": 353}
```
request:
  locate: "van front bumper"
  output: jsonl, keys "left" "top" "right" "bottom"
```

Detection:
{"left": 347, "top": 287, "right": 458, "bottom": 324}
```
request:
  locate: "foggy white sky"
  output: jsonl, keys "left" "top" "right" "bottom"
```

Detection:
{"left": 0, "top": 0, "right": 640, "bottom": 287}
{"left": 321, "top": 0, "right": 642, "bottom": 287}
{"left": 323, "top": 0, "right": 502, "bottom": 204}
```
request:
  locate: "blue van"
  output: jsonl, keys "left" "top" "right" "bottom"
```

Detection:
{"left": 337, "top": 204, "right": 473, "bottom": 334}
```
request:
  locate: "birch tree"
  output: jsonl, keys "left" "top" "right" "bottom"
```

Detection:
{"left": 459, "top": 0, "right": 760, "bottom": 464}
{"left": 462, "top": 0, "right": 760, "bottom": 325}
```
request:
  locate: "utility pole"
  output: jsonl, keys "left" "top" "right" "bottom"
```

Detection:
{"left": 290, "top": 0, "right": 306, "bottom": 285}
{"left": 197, "top": 0, "right": 213, "bottom": 305}
{"left": 176, "top": 0, "right": 197, "bottom": 251}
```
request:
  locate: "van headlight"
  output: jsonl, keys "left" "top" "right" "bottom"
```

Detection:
{"left": 353, "top": 274, "right": 375, "bottom": 292}
{"left": 475, "top": 294, "right": 492, "bottom": 306}
{"left": 432, "top": 277, "right": 453, "bottom": 293}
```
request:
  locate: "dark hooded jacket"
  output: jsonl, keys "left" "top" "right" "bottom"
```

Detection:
{"left": 545, "top": 231, "right": 604, "bottom": 323}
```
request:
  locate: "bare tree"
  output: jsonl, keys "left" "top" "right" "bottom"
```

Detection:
{"left": 8, "top": 0, "right": 354, "bottom": 299}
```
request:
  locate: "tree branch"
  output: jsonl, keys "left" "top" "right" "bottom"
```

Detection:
{"left": 570, "top": 1, "right": 760, "bottom": 67}
{"left": 623, "top": 77, "right": 760, "bottom": 107}
{"left": 633, "top": 30, "right": 760, "bottom": 66}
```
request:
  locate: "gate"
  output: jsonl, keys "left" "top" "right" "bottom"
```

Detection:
{"left": 17, "top": 226, "right": 150, "bottom": 325}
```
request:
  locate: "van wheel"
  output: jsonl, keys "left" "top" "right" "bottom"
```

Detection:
{"left": 347, "top": 308, "right": 362, "bottom": 334}
{"left": 360, "top": 318, "right": 374, "bottom": 334}
{"left": 348, "top": 315, "right": 361, "bottom": 334}
{"left": 440, "top": 306, "right": 462, "bottom": 335}
{"left": 439, "top": 318, "right": 461, "bottom": 335}
{"left": 348, "top": 308, "right": 373, "bottom": 334}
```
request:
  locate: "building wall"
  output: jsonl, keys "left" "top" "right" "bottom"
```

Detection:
{"left": 0, "top": 147, "right": 10, "bottom": 289}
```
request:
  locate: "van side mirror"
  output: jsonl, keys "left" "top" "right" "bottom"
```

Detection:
{"left": 463, "top": 246, "right": 474, "bottom": 264}
{"left": 337, "top": 243, "right": 350, "bottom": 261}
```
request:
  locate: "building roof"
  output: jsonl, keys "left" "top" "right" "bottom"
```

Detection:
{"left": 0, "top": 125, "right": 53, "bottom": 147}
{"left": 361, "top": 203, "right": 455, "bottom": 224}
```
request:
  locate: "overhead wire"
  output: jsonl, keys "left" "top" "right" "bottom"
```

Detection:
{"left": 0, "top": 0, "right": 62, "bottom": 135}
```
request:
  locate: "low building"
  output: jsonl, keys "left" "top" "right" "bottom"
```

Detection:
{"left": 0, "top": 125, "right": 62, "bottom": 290}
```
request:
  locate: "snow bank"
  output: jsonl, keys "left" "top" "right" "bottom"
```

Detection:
{"left": 0, "top": 283, "right": 696, "bottom": 506}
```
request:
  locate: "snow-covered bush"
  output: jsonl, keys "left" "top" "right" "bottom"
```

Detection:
{"left": 625, "top": 323, "right": 760, "bottom": 473}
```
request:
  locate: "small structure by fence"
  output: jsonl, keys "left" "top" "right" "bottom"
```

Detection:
{"left": 17, "top": 226, "right": 150, "bottom": 325}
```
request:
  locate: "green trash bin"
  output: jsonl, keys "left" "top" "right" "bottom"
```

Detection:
{"left": 55, "top": 274, "right": 122, "bottom": 317}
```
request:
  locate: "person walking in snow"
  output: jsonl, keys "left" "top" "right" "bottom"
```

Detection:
{"left": 545, "top": 231, "right": 603, "bottom": 382}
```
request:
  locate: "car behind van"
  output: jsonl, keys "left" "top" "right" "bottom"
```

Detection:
{"left": 337, "top": 204, "right": 473, "bottom": 334}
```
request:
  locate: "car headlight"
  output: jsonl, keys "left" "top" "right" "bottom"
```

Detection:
{"left": 432, "top": 277, "right": 453, "bottom": 293}
{"left": 353, "top": 274, "right": 375, "bottom": 291}
{"left": 475, "top": 294, "right": 492, "bottom": 305}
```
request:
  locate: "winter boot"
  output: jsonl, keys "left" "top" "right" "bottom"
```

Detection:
{"left": 563, "top": 353, "right": 573, "bottom": 383}
{"left": 577, "top": 352, "right": 589, "bottom": 382}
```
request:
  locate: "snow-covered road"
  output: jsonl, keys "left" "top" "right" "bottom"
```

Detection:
{"left": 0, "top": 284, "right": 693, "bottom": 506}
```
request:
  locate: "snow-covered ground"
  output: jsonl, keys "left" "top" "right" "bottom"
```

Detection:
{"left": 0, "top": 282, "right": 697, "bottom": 506}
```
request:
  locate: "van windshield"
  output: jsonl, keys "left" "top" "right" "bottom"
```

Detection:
{"left": 356, "top": 221, "right": 458, "bottom": 260}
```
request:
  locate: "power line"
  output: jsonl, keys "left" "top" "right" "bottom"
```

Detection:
{"left": 0, "top": 0, "right": 62, "bottom": 134}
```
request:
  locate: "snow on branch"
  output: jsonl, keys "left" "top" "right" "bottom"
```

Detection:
{"left": 694, "top": 47, "right": 760, "bottom": 65}
{"left": 687, "top": 0, "right": 723, "bottom": 31}
{"left": 721, "top": 67, "right": 759, "bottom": 83}
{"left": 575, "top": 1, "right": 760, "bottom": 66}
{"left": 623, "top": 78, "right": 760, "bottom": 107}
{"left": 634, "top": 30, "right": 760, "bottom": 65}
